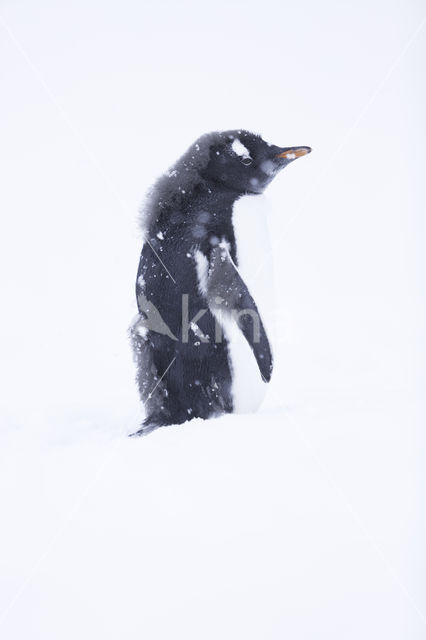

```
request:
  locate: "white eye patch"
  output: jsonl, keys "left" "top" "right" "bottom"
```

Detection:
{"left": 231, "top": 138, "right": 251, "bottom": 159}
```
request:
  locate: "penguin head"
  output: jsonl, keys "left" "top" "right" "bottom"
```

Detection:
{"left": 198, "top": 130, "right": 311, "bottom": 195}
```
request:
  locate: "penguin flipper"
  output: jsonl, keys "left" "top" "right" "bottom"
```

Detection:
{"left": 205, "top": 244, "right": 273, "bottom": 382}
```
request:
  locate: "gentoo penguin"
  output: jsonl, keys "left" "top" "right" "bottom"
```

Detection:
{"left": 130, "top": 130, "right": 311, "bottom": 435}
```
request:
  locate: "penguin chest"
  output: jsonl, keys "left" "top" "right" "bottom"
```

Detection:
{"left": 227, "top": 194, "right": 275, "bottom": 413}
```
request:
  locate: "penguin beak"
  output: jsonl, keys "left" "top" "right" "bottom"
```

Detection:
{"left": 276, "top": 146, "right": 312, "bottom": 160}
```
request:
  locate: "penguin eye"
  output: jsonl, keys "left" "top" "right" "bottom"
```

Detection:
{"left": 240, "top": 157, "right": 252, "bottom": 166}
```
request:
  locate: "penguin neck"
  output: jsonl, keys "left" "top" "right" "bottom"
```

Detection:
{"left": 202, "top": 178, "right": 243, "bottom": 208}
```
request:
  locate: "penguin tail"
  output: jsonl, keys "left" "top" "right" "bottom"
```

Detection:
{"left": 129, "top": 416, "right": 162, "bottom": 438}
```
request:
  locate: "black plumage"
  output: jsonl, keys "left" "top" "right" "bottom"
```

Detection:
{"left": 130, "top": 130, "right": 311, "bottom": 435}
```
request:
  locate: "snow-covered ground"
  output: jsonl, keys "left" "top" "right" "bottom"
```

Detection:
{"left": 0, "top": 1, "right": 425, "bottom": 638}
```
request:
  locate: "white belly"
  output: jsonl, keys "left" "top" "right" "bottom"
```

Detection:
{"left": 227, "top": 194, "right": 275, "bottom": 413}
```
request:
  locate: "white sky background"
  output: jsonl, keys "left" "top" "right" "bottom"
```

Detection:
{"left": 0, "top": 1, "right": 425, "bottom": 638}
